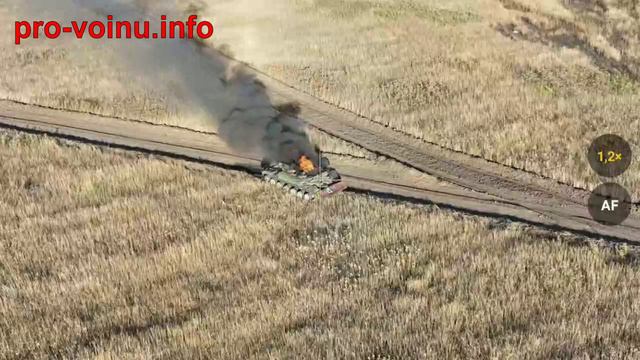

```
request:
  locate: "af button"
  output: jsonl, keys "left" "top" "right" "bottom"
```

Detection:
{"left": 587, "top": 183, "right": 632, "bottom": 226}
{"left": 587, "top": 134, "right": 632, "bottom": 178}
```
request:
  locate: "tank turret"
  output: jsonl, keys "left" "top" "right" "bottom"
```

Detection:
{"left": 261, "top": 155, "right": 347, "bottom": 200}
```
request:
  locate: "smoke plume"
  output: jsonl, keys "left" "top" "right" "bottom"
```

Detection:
{"left": 14, "top": 0, "right": 319, "bottom": 164}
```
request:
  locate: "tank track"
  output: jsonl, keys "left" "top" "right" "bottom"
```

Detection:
{"left": 262, "top": 172, "right": 317, "bottom": 200}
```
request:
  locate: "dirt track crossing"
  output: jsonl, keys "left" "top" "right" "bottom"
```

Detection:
{"left": 1, "top": 99, "right": 638, "bottom": 243}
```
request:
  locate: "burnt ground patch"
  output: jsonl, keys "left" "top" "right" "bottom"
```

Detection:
{"left": 496, "top": 0, "right": 640, "bottom": 82}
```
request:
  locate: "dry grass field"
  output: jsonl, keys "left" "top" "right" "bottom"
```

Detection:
{"left": 1, "top": 0, "right": 639, "bottom": 195}
{"left": 2, "top": 130, "right": 640, "bottom": 359}
{"left": 209, "top": 0, "right": 640, "bottom": 192}
{"left": 4, "top": 1, "right": 640, "bottom": 358}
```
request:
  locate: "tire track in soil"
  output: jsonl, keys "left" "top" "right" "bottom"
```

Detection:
{"left": 1, "top": 99, "right": 639, "bottom": 243}
{"left": 209, "top": 50, "right": 640, "bottom": 242}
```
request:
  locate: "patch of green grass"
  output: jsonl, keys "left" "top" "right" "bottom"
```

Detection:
{"left": 519, "top": 66, "right": 561, "bottom": 97}
{"left": 517, "top": 64, "right": 628, "bottom": 98}
{"left": 308, "top": 0, "right": 481, "bottom": 24}
{"left": 519, "top": 63, "right": 640, "bottom": 98}
{"left": 409, "top": 4, "right": 481, "bottom": 24}
{"left": 312, "top": 0, "right": 373, "bottom": 19}
{"left": 0, "top": 260, "right": 10, "bottom": 285}
{"left": 538, "top": 83, "right": 557, "bottom": 97}
{"left": 76, "top": 179, "right": 111, "bottom": 205}
{"left": 608, "top": 74, "right": 639, "bottom": 95}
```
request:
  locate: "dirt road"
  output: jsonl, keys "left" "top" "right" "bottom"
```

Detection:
{"left": 0, "top": 100, "right": 638, "bottom": 243}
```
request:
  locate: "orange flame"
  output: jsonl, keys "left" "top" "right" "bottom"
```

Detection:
{"left": 298, "top": 155, "right": 315, "bottom": 174}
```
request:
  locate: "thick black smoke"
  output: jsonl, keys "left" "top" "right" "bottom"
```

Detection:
{"left": 15, "top": 0, "right": 319, "bottom": 164}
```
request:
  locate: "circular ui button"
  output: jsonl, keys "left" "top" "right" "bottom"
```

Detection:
{"left": 587, "top": 134, "right": 632, "bottom": 177}
{"left": 587, "top": 183, "right": 632, "bottom": 226}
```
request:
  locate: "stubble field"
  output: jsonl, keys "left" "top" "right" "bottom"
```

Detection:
{"left": 2, "top": 130, "right": 640, "bottom": 359}
{"left": 1, "top": 0, "right": 639, "bottom": 193}
{"left": 3, "top": 1, "right": 640, "bottom": 358}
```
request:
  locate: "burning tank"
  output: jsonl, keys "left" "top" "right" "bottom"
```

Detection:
{"left": 261, "top": 154, "right": 347, "bottom": 200}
